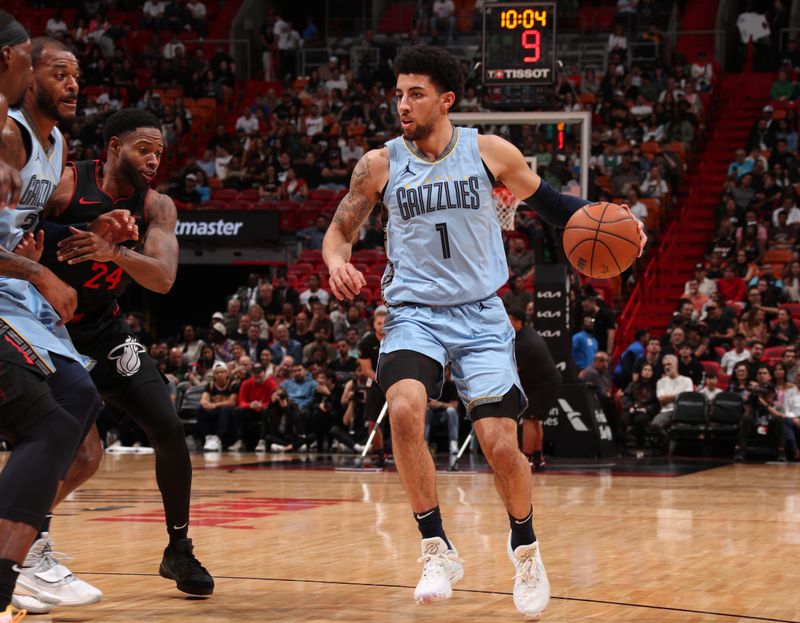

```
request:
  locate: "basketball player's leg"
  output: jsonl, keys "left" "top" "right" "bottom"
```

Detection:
{"left": 15, "top": 353, "right": 106, "bottom": 608}
{"left": 378, "top": 308, "right": 462, "bottom": 604}
{"left": 472, "top": 402, "right": 532, "bottom": 518}
{"left": 44, "top": 353, "right": 105, "bottom": 530}
{"left": 520, "top": 328, "right": 562, "bottom": 470}
{"left": 521, "top": 371, "right": 561, "bottom": 470}
{"left": 92, "top": 329, "right": 213, "bottom": 596}
{"left": 364, "top": 384, "right": 386, "bottom": 461}
{"left": 453, "top": 298, "right": 550, "bottom": 618}
{"left": 384, "top": 376, "right": 438, "bottom": 513}
{"left": 0, "top": 359, "right": 83, "bottom": 613}
{"left": 51, "top": 426, "right": 103, "bottom": 507}
{"left": 521, "top": 418, "right": 542, "bottom": 455}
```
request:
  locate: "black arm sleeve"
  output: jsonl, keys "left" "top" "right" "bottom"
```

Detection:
{"left": 520, "top": 179, "right": 591, "bottom": 228}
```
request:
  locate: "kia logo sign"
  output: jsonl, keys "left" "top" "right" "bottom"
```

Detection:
{"left": 174, "top": 210, "right": 280, "bottom": 245}
{"left": 536, "top": 310, "right": 561, "bottom": 318}
{"left": 537, "top": 290, "right": 561, "bottom": 298}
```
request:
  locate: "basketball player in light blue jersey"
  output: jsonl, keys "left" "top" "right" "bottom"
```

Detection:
{"left": 0, "top": 37, "right": 136, "bottom": 612}
{"left": 324, "top": 46, "right": 646, "bottom": 619}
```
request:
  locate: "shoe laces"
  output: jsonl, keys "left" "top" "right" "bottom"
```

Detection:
{"left": 28, "top": 542, "right": 74, "bottom": 579}
{"left": 513, "top": 550, "right": 540, "bottom": 588}
{"left": 170, "top": 543, "right": 208, "bottom": 576}
{"left": 417, "top": 550, "right": 462, "bottom": 581}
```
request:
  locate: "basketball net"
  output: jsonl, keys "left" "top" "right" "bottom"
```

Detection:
{"left": 492, "top": 186, "right": 520, "bottom": 231}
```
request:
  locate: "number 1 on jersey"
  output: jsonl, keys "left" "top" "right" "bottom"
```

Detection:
{"left": 435, "top": 222, "right": 451, "bottom": 259}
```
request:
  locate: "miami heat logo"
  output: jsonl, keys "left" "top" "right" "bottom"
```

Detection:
{"left": 107, "top": 337, "right": 147, "bottom": 377}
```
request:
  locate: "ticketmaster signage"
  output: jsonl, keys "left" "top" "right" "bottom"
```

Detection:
{"left": 174, "top": 210, "right": 280, "bottom": 245}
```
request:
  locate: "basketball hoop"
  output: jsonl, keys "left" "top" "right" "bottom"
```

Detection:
{"left": 492, "top": 186, "right": 520, "bottom": 231}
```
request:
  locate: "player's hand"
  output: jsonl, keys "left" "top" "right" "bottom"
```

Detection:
{"left": 30, "top": 268, "right": 77, "bottom": 326}
{"left": 13, "top": 231, "right": 44, "bottom": 262}
{"left": 57, "top": 227, "right": 118, "bottom": 264}
{"left": 328, "top": 262, "right": 366, "bottom": 301}
{"left": 619, "top": 203, "right": 647, "bottom": 257}
{"left": 0, "top": 161, "right": 22, "bottom": 209}
{"left": 88, "top": 209, "right": 139, "bottom": 243}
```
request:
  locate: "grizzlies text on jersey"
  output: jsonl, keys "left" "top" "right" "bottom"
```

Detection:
{"left": 0, "top": 108, "right": 89, "bottom": 371}
{"left": 381, "top": 127, "right": 507, "bottom": 306}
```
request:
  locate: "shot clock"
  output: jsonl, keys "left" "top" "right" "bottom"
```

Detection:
{"left": 482, "top": 2, "right": 556, "bottom": 86}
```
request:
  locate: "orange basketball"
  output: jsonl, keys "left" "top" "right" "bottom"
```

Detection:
{"left": 562, "top": 202, "right": 640, "bottom": 278}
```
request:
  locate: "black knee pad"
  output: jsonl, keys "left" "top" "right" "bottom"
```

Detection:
{"left": 377, "top": 349, "right": 443, "bottom": 399}
{"left": 471, "top": 386, "right": 525, "bottom": 421}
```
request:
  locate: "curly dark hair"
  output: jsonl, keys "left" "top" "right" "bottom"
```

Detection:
{"left": 393, "top": 45, "right": 463, "bottom": 106}
{"left": 103, "top": 108, "right": 161, "bottom": 144}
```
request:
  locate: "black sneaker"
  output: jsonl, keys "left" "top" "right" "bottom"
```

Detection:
{"left": 159, "top": 538, "right": 215, "bottom": 596}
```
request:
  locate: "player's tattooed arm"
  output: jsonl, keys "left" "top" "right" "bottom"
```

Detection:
{"left": 324, "top": 149, "right": 388, "bottom": 301}
{"left": 329, "top": 150, "right": 386, "bottom": 243}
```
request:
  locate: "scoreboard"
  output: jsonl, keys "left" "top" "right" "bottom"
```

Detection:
{"left": 482, "top": 2, "right": 556, "bottom": 87}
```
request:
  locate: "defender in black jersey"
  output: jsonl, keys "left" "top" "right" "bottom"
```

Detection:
{"left": 507, "top": 308, "right": 561, "bottom": 472}
{"left": 41, "top": 109, "right": 214, "bottom": 595}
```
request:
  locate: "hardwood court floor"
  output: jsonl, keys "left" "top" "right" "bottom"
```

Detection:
{"left": 3, "top": 452, "right": 800, "bottom": 622}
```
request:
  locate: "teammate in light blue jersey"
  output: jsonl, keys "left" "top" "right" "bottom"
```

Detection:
{"left": 0, "top": 37, "right": 137, "bottom": 612}
{"left": 324, "top": 45, "right": 646, "bottom": 619}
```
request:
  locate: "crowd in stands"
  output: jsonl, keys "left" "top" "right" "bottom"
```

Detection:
{"left": 594, "top": 38, "right": 800, "bottom": 461}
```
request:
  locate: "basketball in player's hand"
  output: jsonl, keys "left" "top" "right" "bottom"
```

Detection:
{"left": 562, "top": 202, "right": 640, "bottom": 278}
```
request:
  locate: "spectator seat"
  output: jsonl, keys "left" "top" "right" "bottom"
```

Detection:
{"left": 764, "top": 346, "right": 786, "bottom": 363}
{"left": 299, "top": 249, "right": 323, "bottom": 263}
{"left": 251, "top": 201, "right": 278, "bottom": 211}
{"left": 238, "top": 188, "right": 260, "bottom": 201}
{"left": 707, "top": 391, "right": 743, "bottom": 444}
{"left": 669, "top": 391, "right": 709, "bottom": 452}
{"left": 701, "top": 360, "right": 720, "bottom": 379}
{"left": 288, "top": 263, "right": 313, "bottom": 275}
{"left": 211, "top": 188, "right": 238, "bottom": 201}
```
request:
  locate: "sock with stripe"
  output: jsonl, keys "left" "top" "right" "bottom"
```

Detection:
{"left": 414, "top": 506, "right": 451, "bottom": 549}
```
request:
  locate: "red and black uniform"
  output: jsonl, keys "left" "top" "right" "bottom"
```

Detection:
{"left": 44, "top": 160, "right": 163, "bottom": 392}
{"left": 41, "top": 159, "right": 193, "bottom": 543}
{"left": 49, "top": 160, "right": 145, "bottom": 338}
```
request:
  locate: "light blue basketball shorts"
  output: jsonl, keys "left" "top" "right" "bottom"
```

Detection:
{"left": 378, "top": 295, "right": 527, "bottom": 416}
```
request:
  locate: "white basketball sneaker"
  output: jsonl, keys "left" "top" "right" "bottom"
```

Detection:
{"left": 11, "top": 583, "right": 55, "bottom": 614}
{"left": 15, "top": 534, "right": 103, "bottom": 607}
{"left": 414, "top": 537, "right": 464, "bottom": 605}
{"left": 507, "top": 533, "right": 550, "bottom": 620}
{"left": 203, "top": 435, "right": 221, "bottom": 451}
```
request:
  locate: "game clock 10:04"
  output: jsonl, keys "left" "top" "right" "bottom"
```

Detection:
{"left": 482, "top": 1, "right": 556, "bottom": 86}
